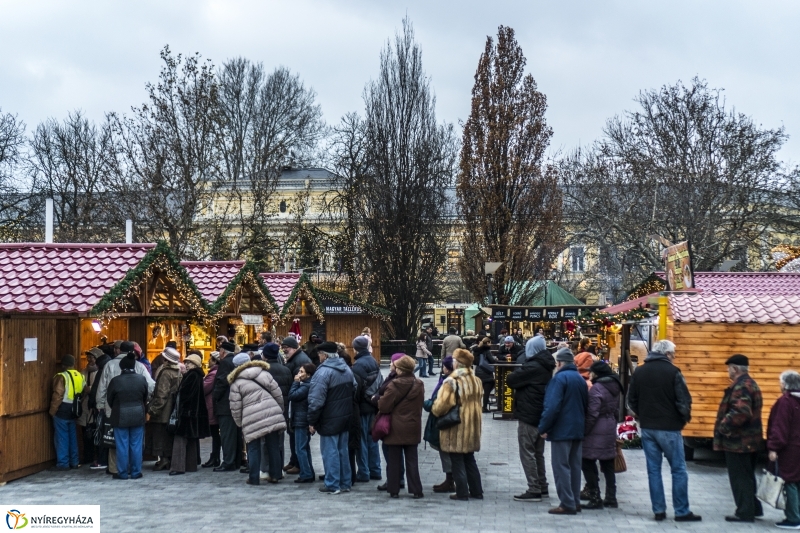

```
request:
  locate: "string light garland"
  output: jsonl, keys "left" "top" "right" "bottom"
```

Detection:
{"left": 577, "top": 304, "right": 655, "bottom": 328}
{"left": 279, "top": 273, "right": 392, "bottom": 322}
{"left": 773, "top": 245, "right": 800, "bottom": 272}
{"left": 625, "top": 273, "right": 665, "bottom": 301}
{"left": 208, "top": 263, "right": 281, "bottom": 322}
{"left": 90, "top": 241, "right": 213, "bottom": 326}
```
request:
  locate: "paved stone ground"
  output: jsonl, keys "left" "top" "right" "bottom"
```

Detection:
{"left": 0, "top": 370, "right": 787, "bottom": 532}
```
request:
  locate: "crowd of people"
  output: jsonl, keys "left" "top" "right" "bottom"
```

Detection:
{"left": 47, "top": 331, "right": 800, "bottom": 528}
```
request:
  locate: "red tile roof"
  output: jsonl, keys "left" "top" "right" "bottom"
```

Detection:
{"left": 657, "top": 272, "right": 800, "bottom": 296}
{"left": 603, "top": 294, "right": 653, "bottom": 314}
{"left": 0, "top": 243, "right": 155, "bottom": 314}
{"left": 181, "top": 261, "right": 245, "bottom": 304}
{"left": 669, "top": 293, "right": 800, "bottom": 325}
{"left": 259, "top": 273, "right": 301, "bottom": 310}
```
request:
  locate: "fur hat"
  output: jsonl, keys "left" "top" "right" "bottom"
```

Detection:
{"left": 395, "top": 355, "right": 416, "bottom": 374}
{"left": 281, "top": 336, "right": 299, "bottom": 349}
{"left": 725, "top": 354, "right": 749, "bottom": 366}
{"left": 61, "top": 354, "right": 76, "bottom": 368}
{"left": 184, "top": 354, "right": 202, "bottom": 369}
{"left": 262, "top": 343, "right": 280, "bottom": 360}
{"left": 162, "top": 347, "right": 181, "bottom": 364}
{"left": 453, "top": 348, "right": 473, "bottom": 368}
{"left": 555, "top": 347, "right": 574, "bottom": 363}
{"left": 352, "top": 336, "right": 370, "bottom": 351}
{"left": 232, "top": 353, "right": 250, "bottom": 367}
{"left": 220, "top": 341, "right": 236, "bottom": 353}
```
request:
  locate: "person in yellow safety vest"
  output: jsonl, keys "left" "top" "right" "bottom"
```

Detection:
{"left": 49, "top": 354, "right": 85, "bottom": 470}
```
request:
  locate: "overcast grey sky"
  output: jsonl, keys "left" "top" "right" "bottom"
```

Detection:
{"left": 2, "top": 0, "right": 799, "bottom": 163}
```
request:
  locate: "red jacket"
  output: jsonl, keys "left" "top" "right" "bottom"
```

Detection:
{"left": 767, "top": 392, "right": 800, "bottom": 483}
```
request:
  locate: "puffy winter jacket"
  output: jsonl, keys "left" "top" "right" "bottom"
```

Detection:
{"left": 288, "top": 380, "right": 311, "bottom": 429}
{"left": 538, "top": 363, "right": 588, "bottom": 441}
{"left": 352, "top": 350, "right": 381, "bottom": 416}
{"left": 583, "top": 375, "right": 622, "bottom": 460}
{"left": 228, "top": 361, "right": 286, "bottom": 443}
{"left": 307, "top": 356, "right": 356, "bottom": 436}
{"left": 507, "top": 349, "right": 555, "bottom": 426}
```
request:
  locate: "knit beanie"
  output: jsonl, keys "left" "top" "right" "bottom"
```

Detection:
{"left": 352, "top": 336, "right": 370, "bottom": 352}
{"left": 442, "top": 356, "right": 454, "bottom": 372}
{"left": 555, "top": 347, "right": 574, "bottom": 363}
{"left": 119, "top": 353, "right": 136, "bottom": 371}
{"left": 232, "top": 353, "right": 250, "bottom": 367}
{"left": 390, "top": 353, "right": 405, "bottom": 364}
{"left": 61, "top": 354, "right": 76, "bottom": 368}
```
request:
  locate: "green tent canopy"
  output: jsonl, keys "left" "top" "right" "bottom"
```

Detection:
{"left": 507, "top": 280, "right": 584, "bottom": 307}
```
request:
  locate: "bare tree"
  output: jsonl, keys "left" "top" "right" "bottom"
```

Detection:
{"left": 457, "top": 26, "right": 563, "bottom": 305}
{"left": 216, "top": 59, "right": 324, "bottom": 259}
{"left": 561, "top": 78, "right": 786, "bottom": 298}
{"left": 27, "top": 111, "right": 121, "bottom": 242}
{"left": 111, "top": 46, "right": 223, "bottom": 259}
{"left": 328, "top": 20, "right": 457, "bottom": 339}
{"left": 0, "top": 109, "right": 33, "bottom": 239}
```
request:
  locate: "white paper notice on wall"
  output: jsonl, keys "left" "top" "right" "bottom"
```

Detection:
{"left": 24, "top": 337, "right": 38, "bottom": 362}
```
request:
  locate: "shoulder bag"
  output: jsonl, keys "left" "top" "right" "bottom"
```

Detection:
{"left": 371, "top": 382, "right": 414, "bottom": 442}
{"left": 65, "top": 371, "right": 83, "bottom": 419}
{"left": 614, "top": 439, "right": 627, "bottom": 473}
{"left": 436, "top": 381, "right": 461, "bottom": 430}
{"left": 757, "top": 460, "right": 786, "bottom": 510}
{"left": 166, "top": 390, "right": 181, "bottom": 434}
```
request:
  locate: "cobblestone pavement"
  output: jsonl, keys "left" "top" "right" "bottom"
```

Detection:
{"left": 0, "top": 370, "right": 787, "bottom": 532}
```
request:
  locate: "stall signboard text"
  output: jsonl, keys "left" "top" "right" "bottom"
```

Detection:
{"left": 492, "top": 308, "right": 508, "bottom": 320}
{"left": 527, "top": 308, "right": 544, "bottom": 320}
{"left": 322, "top": 301, "right": 365, "bottom": 315}
{"left": 562, "top": 308, "right": 579, "bottom": 319}
{"left": 509, "top": 309, "right": 525, "bottom": 320}
{"left": 545, "top": 309, "right": 561, "bottom": 320}
{"left": 664, "top": 241, "right": 694, "bottom": 291}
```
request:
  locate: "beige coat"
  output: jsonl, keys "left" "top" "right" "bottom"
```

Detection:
{"left": 432, "top": 367, "right": 483, "bottom": 454}
{"left": 228, "top": 361, "right": 286, "bottom": 443}
{"left": 441, "top": 334, "right": 466, "bottom": 357}
{"left": 148, "top": 364, "right": 181, "bottom": 423}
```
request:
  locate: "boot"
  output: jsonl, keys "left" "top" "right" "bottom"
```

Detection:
{"left": 433, "top": 473, "right": 455, "bottom": 493}
{"left": 579, "top": 484, "right": 592, "bottom": 501}
{"left": 603, "top": 485, "right": 618, "bottom": 508}
{"left": 583, "top": 489, "right": 604, "bottom": 510}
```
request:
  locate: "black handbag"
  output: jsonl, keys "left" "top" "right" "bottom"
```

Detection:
{"left": 101, "top": 418, "right": 115, "bottom": 448}
{"left": 166, "top": 391, "right": 180, "bottom": 435}
{"left": 436, "top": 383, "right": 461, "bottom": 430}
{"left": 65, "top": 371, "right": 83, "bottom": 419}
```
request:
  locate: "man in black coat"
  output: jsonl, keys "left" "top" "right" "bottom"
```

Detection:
{"left": 507, "top": 335, "right": 555, "bottom": 502}
{"left": 261, "top": 344, "right": 292, "bottom": 480}
{"left": 280, "top": 336, "right": 312, "bottom": 473}
{"left": 351, "top": 336, "right": 383, "bottom": 482}
{"left": 212, "top": 342, "right": 242, "bottom": 471}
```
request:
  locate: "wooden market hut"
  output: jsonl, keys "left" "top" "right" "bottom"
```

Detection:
{"left": 0, "top": 241, "right": 211, "bottom": 483}
{"left": 260, "top": 272, "right": 390, "bottom": 364}
{"left": 667, "top": 292, "right": 800, "bottom": 442}
{"left": 182, "top": 261, "right": 281, "bottom": 360}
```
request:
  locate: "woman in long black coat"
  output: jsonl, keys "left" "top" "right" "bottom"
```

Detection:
{"left": 169, "top": 354, "right": 210, "bottom": 475}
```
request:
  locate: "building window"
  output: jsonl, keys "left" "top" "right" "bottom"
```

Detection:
{"left": 571, "top": 246, "right": 585, "bottom": 273}
{"left": 279, "top": 200, "right": 287, "bottom": 213}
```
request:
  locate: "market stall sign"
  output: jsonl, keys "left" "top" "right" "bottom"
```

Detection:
{"left": 492, "top": 308, "right": 508, "bottom": 320}
{"left": 545, "top": 309, "right": 561, "bottom": 320}
{"left": 527, "top": 308, "right": 544, "bottom": 320}
{"left": 664, "top": 240, "right": 694, "bottom": 291}
{"left": 509, "top": 309, "right": 525, "bottom": 320}
{"left": 322, "top": 301, "right": 365, "bottom": 315}
{"left": 240, "top": 314, "right": 264, "bottom": 326}
{"left": 562, "top": 308, "right": 579, "bottom": 319}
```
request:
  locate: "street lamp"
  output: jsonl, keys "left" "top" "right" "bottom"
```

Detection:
{"left": 484, "top": 262, "right": 503, "bottom": 305}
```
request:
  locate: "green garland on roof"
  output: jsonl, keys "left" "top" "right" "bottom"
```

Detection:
{"left": 576, "top": 305, "right": 655, "bottom": 327}
{"left": 279, "top": 273, "right": 391, "bottom": 321}
{"left": 90, "top": 241, "right": 212, "bottom": 322}
{"left": 207, "top": 261, "right": 281, "bottom": 320}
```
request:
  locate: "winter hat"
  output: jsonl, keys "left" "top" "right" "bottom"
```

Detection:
{"left": 119, "top": 353, "right": 136, "bottom": 371}
{"left": 317, "top": 342, "right": 339, "bottom": 355}
{"left": 166, "top": 340, "right": 178, "bottom": 349}
{"left": 352, "top": 336, "right": 370, "bottom": 352}
{"left": 232, "top": 353, "right": 250, "bottom": 367}
{"left": 120, "top": 341, "right": 135, "bottom": 353}
{"left": 162, "top": 347, "right": 181, "bottom": 364}
{"left": 61, "top": 354, "right": 76, "bottom": 368}
{"left": 504, "top": 336, "right": 515, "bottom": 344}
{"left": 86, "top": 347, "right": 103, "bottom": 359}
{"left": 220, "top": 341, "right": 236, "bottom": 353}
{"left": 725, "top": 354, "right": 749, "bottom": 366}
{"left": 555, "top": 347, "right": 574, "bottom": 363}
{"left": 391, "top": 353, "right": 406, "bottom": 364}
{"left": 395, "top": 355, "right": 416, "bottom": 374}
{"left": 281, "top": 336, "right": 299, "bottom": 349}
{"left": 209, "top": 351, "right": 220, "bottom": 361}
{"left": 442, "top": 355, "right": 454, "bottom": 372}
{"left": 525, "top": 336, "right": 547, "bottom": 359}
{"left": 184, "top": 354, "right": 203, "bottom": 369}
{"left": 589, "top": 360, "right": 613, "bottom": 377}
{"left": 262, "top": 344, "right": 280, "bottom": 360}
{"left": 453, "top": 348, "right": 474, "bottom": 368}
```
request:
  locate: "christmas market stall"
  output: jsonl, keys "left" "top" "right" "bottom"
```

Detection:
{"left": 0, "top": 241, "right": 211, "bottom": 482}
{"left": 182, "top": 261, "right": 280, "bottom": 362}
{"left": 261, "top": 272, "right": 390, "bottom": 363}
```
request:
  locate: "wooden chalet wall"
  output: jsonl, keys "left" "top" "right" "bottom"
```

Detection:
{"left": 276, "top": 315, "right": 383, "bottom": 364}
{"left": 0, "top": 316, "right": 79, "bottom": 482}
{"left": 671, "top": 322, "right": 799, "bottom": 438}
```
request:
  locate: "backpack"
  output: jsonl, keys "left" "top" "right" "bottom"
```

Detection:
{"left": 65, "top": 371, "right": 83, "bottom": 419}
{"left": 363, "top": 370, "right": 384, "bottom": 402}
